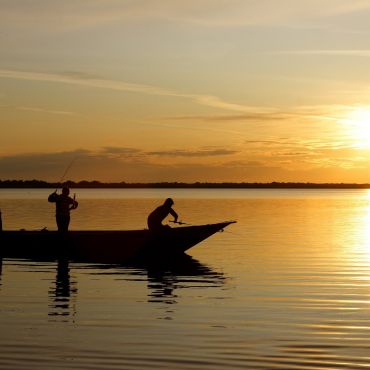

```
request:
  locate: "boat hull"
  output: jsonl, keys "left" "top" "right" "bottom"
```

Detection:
{"left": 0, "top": 222, "right": 235, "bottom": 263}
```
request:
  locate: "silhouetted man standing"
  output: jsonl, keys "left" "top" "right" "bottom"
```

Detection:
{"left": 48, "top": 186, "right": 78, "bottom": 232}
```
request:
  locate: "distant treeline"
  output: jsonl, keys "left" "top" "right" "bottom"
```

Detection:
{"left": 1, "top": 179, "right": 370, "bottom": 189}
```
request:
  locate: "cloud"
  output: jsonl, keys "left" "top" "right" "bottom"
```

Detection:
{"left": 166, "top": 113, "right": 291, "bottom": 122}
{"left": 147, "top": 148, "right": 239, "bottom": 157}
{"left": 0, "top": 70, "right": 359, "bottom": 125}
{"left": 275, "top": 49, "right": 370, "bottom": 57}
{"left": 0, "top": 149, "right": 90, "bottom": 179}
{"left": 17, "top": 106, "right": 75, "bottom": 116}
{"left": 2, "top": 0, "right": 370, "bottom": 30}
{"left": 193, "top": 96, "right": 276, "bottom": 114}
{"left": 0, "top": 69, "right": 177, "bottom": 97}
{"left": 0, "top": 146, "right": 238, "bottom": 178}
{"left": 0, "top": 69, "right": 276, "bottom": 114}
{"left": 244, "top": 136, "right": 358, "bottom": 152}
{"left": 100, "top": 147, "right": 144, "bottom": 160}
{"left": 1, "top": 144, "right": 370, "bottom": 182}
{"left": 102, "top": 146, "right": 142, "bottom": 155}
{"left": 245, "top": 139, "right": 294, "bottom": 146}
{"left": 0, "top": 148, "right": 233, "bottom": 182}
{"left": 59, "top": 71, "right": 101, "bottom": 80}
{"left": 163, "top": 104, "right": 346, "bottom": 126}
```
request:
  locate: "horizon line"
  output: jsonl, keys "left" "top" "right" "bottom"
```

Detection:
{"left": 1, "top": 179, "right": 370, "bottom": 189}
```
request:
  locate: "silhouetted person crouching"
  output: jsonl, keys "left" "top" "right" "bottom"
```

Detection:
{"left": 48, "top": 187, "right": 78, "bottom": 232}
{"left": 147, "top": 198, "right": 178, "bottom": 231}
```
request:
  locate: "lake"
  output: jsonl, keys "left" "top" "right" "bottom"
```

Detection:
{"left": 1, "top": 188, "right": 370, "bottom": 369}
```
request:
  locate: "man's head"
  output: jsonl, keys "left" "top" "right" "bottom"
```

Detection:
{"left": 62, "top": 186, "right": 70, "bottom": 195}
{"left": 164, "top": 198, "right": 174, "bottom": 207}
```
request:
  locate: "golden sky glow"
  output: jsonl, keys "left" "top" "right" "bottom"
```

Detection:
{"left": 2, "top": 0, "right": 370, "bottom": 182}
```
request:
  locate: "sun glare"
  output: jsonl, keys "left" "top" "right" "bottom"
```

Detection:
{"left": 340, "top": 107, "right": 370, "bottom": 148}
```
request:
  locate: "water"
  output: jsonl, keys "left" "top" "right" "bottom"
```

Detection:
{"left": 1, "top": 188, "right": 370, "bottom": 369}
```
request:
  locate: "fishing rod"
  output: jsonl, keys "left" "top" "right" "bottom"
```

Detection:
{"left": 55, "top": 156, "right": 79, "bottom": 191}
{"left": 170, "top": 220, "right": 190, "bottom": 225}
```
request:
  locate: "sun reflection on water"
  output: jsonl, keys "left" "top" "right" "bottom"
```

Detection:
{"left": 360, "top": 191, "right": 370, "bottom": 255}
{"left": 344, "top": 190, "right": 370, "bottom": 275}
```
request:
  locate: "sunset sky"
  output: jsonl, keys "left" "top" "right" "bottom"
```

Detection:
{"left": 2, "top": 0, "right": 370, "bottom": 182}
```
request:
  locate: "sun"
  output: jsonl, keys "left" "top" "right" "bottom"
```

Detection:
{"left": 340, "top": 107, "right": 370, "bottom": 148}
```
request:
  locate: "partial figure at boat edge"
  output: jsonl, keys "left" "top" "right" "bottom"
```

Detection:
{"left": 48, "top": 186, "right": 78, "bottom": 232}
{"left": 147, "top": 198, "right": 178, "bottom": 231}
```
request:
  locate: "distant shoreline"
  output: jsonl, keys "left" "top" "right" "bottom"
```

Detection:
{"left": 1, "top": 180, "right": 370, "bottom": 189}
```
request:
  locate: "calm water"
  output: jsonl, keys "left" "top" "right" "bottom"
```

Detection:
{"left": 1, "top": 188, "right": 370, "bottom": 369}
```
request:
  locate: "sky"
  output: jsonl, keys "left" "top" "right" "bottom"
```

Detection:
{"left": 2, "top": 0, "right": 370, "bottom": 183}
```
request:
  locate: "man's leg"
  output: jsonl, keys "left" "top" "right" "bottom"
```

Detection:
{"left": 56, "top": 215, "right": 70, "bottom": 232}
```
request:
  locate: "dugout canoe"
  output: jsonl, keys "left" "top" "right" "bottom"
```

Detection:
{"left": 0, "top": 221, "right": 236, "bottom": 263}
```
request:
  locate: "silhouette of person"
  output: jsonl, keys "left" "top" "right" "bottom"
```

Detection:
{"left": 49, "top": 259, "right": 77, "bottom": 318}
{"left": 48, "top": 186, "right": 78, "bottom": 232}
{"left": 147, "top": 198, "right": 178, "bottom": 231}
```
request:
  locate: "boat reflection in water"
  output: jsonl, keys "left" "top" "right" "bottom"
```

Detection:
{"left": 145, "top": 255, "right": 225, "bottom": 305}
{"left": 0, "top": 252, "right": 225, "bottom": 321}
{"left": 89, "top": 253, "right": 225, "bottom": 305}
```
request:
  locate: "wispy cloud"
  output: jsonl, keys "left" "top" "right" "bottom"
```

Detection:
{"left": 147, "top": 148, "right": 238, "bottom": 157}
{"left": 0, "top": 69, "right": 274, "bottom": 114}
{"left": 193, "top": 95, "right": 275, "bottom": 114}
{"left": 166, "top": 113, "right": 292, "bottom": 122}
{"left": 2, "top": 0, "right": 370, "bottom": 30}
{"left": 102, "top": 146, "right": 142, "bottom": 155}
{"left": 276, "top": 49, "right": 370, "bottom": 57}
{"left": 164, "top": 104, "right": 349, "bottom": 124}
{"left": 0, "top": 69, "right": 177, "bottom": 96}
{"left": 17, "top": 106, "right": 75, "bottom": 116}
{"left": 245, "top": 137, "right": 357, "bottom": 151}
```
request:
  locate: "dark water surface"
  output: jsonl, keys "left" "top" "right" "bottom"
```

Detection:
{"left": 1, "top": 189, "right": 370, "bottom": 369}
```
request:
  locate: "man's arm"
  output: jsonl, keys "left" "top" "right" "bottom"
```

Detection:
{"left": 69, "top": 197, "right": 78, "bottom": 210}
{"left": 169, "top": 208, "right": 178, "bottom": 223}
{"left": 48, "top": 192, "right": 58, "bottom": 203}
